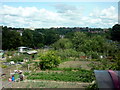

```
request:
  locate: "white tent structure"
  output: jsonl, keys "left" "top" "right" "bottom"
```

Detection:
{"left": 27, "top": 50, "right": 37, "bottom": 55}
{"left": 18, "top": 47, "right": 28, "bottom": 53}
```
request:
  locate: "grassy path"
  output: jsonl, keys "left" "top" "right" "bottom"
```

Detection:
{"left": 58, "top": 61, "right": 91, "bottom": 70}
{"left": 11, "top": 80, "right": 91, "bottom": 88}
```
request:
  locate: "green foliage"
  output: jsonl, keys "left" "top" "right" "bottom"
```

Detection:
{"left": 27, "top": 69, "right": 94, "bottom": 82}
{"left": 44, "top": 30, "right": 60, "bottom": 45}
{"left": 6, "top": 54, "right": 26, "bottom": 62}
{"left": 5, "top": 51, "right": 14, "bottom": 56}
{"left": 24, "top": 72, "right": 30, "bottom": 76}
{"left": 22, "top": 63, "right": 28, "bottom": 68}
{"left": 72, "top": 32, "right": 87, "bottom": 51}
{"left": 113, "top": 51, "right": 120, "bottom": 70}
{"left": 72, "top": 31, "right": 118, "bottom": 58}
{"left": 111, "top": 24, "right": 120, "bottom": 41}
{"left": 1, "top": 65, "right": 7, "bottom": 68}
{"left": 56, "top": 49, "right": 80, "bottom": 59}
{"left": 86, "top": 51, "right": 100, "bottom": 59}
{"left": 38, "top": 50, "right": 61, "bottom": 70}
{"left": 52, "top": 38, "right": 73, "bottom": 50}
{"left": 22, "top": 29, "right": 34, "bottom": 47}
{"left": 51, "top": 67, "right": 84, "bottom": 71}
{"left": 2, "top": 27, "right": 22, "bottom": 50}
{"left": 88, "top": 58, "right": 119, "bottom": 70}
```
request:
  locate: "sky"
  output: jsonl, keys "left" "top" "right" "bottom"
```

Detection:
{"left": 0, "top": 1, "right": 119, "bottom": 28}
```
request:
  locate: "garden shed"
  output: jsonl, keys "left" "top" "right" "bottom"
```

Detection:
{"left": 18, "top": 47, "right": 28, "bottom": 53}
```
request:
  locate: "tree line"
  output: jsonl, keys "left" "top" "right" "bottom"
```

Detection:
{"left": 2, "top": 24, "right": 120, "bottom": 51}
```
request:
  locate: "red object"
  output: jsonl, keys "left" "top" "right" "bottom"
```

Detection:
{"left": 108, "top": 70, "right": 120, "bottom": 89}
{"left": 8, "top": 77, "right": 12, "bottom": 82}
{"left": 80, "top": 56, "right": 87, "bottom": 59}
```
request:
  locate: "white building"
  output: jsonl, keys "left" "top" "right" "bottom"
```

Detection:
{"left": 18, "top": 47, "right": 28, "bottom": 53}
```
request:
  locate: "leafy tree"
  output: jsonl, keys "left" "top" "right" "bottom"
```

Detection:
{"left": 111, "top": 24, "right": 120, "bottom": 41}
{"left": 44, "top": 30, "right": 60, "bottom": 45}
{"left": 72, "top": 32, "right": 117, "bottom": 58}
{"left": 2, "top": 27, "right": 22, "bottom": 50}
{"left": 22, "top": 29, "right": 34, "bottom": 48}
{"left": 72, "top": 32, "right": 87, "bottom": 51}
{"left": 32, "top": 31, "right": 44, "bottom": 48}
{"left": 52, "top": 38, "right": 73, "bottom": 50}
{"left": 37, "top": 51, "right": 61, "bottom": 70}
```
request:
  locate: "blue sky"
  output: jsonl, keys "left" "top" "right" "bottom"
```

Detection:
{"left": 0, "top": 2, "right": 118, "bottom": 28}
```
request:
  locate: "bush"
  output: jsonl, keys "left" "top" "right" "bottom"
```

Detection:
{"left": 38, "top": 50, "right": 61, "bottom": 70}
{"left": 88, "top": 58, "right": 118, "bottom": 70}
{"left": 56, "top": 49, "right": 82, "bottom": 59}
{"left": 52, "top": 38, "right": 73, "bottom": 50}
{"left": 86, "top": 51, "right": 101, "bottom": 59}
{"left": 1, "top": 65, "right": 7, "bottom": 68}
{"left": 6, "top": 54, "right": 27, "bottom": 63}
{"left": 24, "top": 72, "right": 30, "bottom": 76}
{"left": 5, "top": 51, "right": 14, "bottom": 56}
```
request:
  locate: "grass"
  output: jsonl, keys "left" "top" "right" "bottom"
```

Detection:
{"left": 11, "top": 80, "right": 90, "bottom": 88}
{"left": 51, "top": 67, "right": 82, "bottom": 71}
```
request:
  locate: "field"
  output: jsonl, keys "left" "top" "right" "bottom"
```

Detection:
{"left": 2, "top": 56, "right": 116, "bottom": 89}
{"left": 1, "top": 59, "right": 95, "bottom": 88}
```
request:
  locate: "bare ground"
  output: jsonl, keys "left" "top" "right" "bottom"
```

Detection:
{"left": 58, "top": 61, "right": 92, "bottom": 70}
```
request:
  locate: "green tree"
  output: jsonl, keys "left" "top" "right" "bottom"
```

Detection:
{"left": 32, "top": 31, "right": 44, "bottom": 48}
{"left": 72, "top": 32, "right": 87, "bottom": 51}
{"left": 111, "top": 24, "right": 120, "bottom": 41}
{"left": 2, "top": 27, "right": 22, "bottom": 50}
{"left": 52, "top": 38, "right": 73, "bottom": 50}
{"left": 44, "top": 30, "right": 60, "bottom": 45}
{"left": 22, "top": 29, "right": 34, "bottom": 48}
{"left": 38, "top": 51, "right": 61, "bottom": 70}
{"left": 72, "top": 32, "right": 117, "bottom": 58}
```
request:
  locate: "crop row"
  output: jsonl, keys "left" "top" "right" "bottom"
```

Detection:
{"left": 27, "top": 70, "right": 94, "bottom": 82}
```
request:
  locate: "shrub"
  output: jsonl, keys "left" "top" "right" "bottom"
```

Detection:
{"left": 56, "top": 49, "right": 82, "bottom": 59}
{"left": 1, "top": 65, "right": 7, "bottom": 68}
{"left": 38, "top": 50, "right": 61, "bottom": 70}
{"left": 86, "top": 51, "right": 101, "bottom": 59}
{"left": 6, "top": 54, "right": 27, "bottom": 63}
{"left": 24, "top": 72, "right": 30, "bottom": 76}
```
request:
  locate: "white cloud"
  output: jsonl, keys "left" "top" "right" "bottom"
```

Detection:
{"left": 88, "top": 6, "right": 118, "bottom": 28}
{"left": 0, "top": 4, "right": 118, "bottom": 28}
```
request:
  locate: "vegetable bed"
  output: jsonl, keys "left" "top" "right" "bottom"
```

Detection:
{"left": 27, "top": 69, "right": 94, "bottom": 82}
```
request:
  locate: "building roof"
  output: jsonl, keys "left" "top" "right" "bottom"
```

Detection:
{"left": 18, "top": 47, "right": 27, "bottom": 49}
{"left": 27, "top": 50, "right": 37, "bottom": 54}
